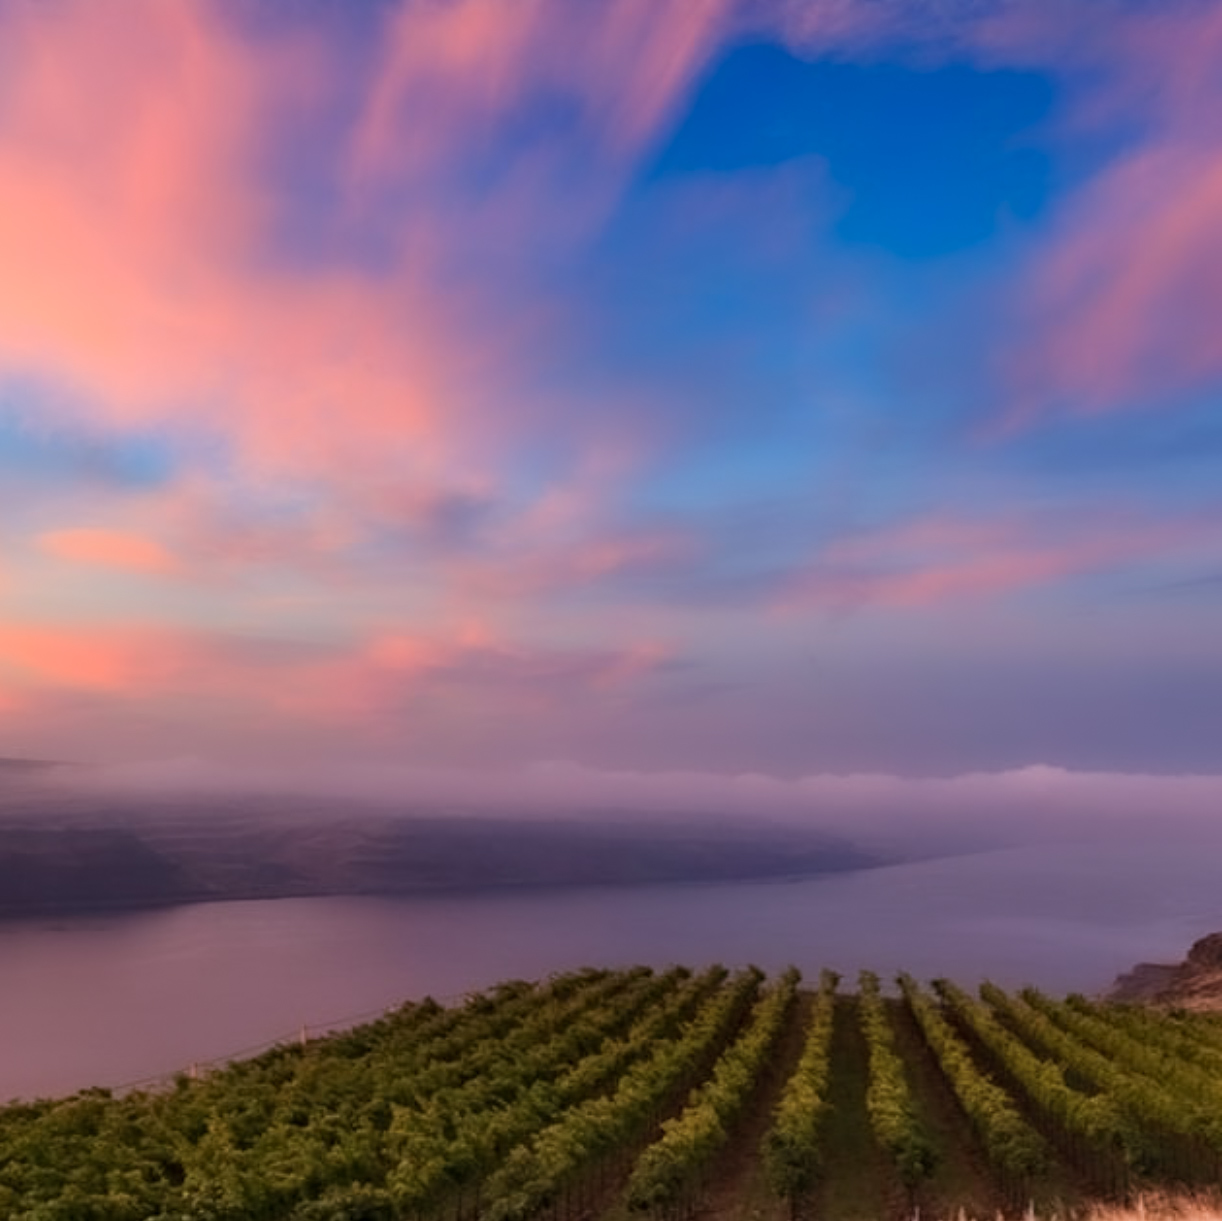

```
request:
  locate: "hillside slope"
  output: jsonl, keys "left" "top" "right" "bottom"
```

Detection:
{"left": 0, "top": 786, "right": 883, "bottom": 917}
{"left": 6, "top": 965, "right": 1222, "bottom": 1219}
{"left": 1106, "top": 933, "right": 1222, "bottom": 1009}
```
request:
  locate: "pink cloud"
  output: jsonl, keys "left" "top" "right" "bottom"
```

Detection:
{"left": 169, "top": 493, "right": 359, "bottom": 576}
{"left": 972, "top": 5, "right": 1222, "bottom": 422}
{"left": 6, "top": 0, "right": 1217, "bottom": 478}
{"left": 1011, "top": 140, "right": 1222, "bottom": 418}
{"left": 779, "top": 509, "right": 1208, "bottom": 612}
{"left": 0, "top": 620, "right": 672, "bottom": 725}
{"left": 975, "top": 4, "right": 1222, "bottom": 420}
{"left": 358, "top": 625, "right": 672, "bottom": 696}
{"left": 0, "top": 3, "right": 530, "bottom": 487}
{"left": 350, "top": 0, "right": 731, "bottom": 187}
{"left": 450, "top": 528, "right": 696, "bottom": 601}
{"left": 39, "top": 529, "right": 179, "bottom": 575}
{"left": 0, "top": 626, "right": 191, "bottom": 693}
{"left": 0, "top": 0, "right": 744, "bottom": 554}
{"left": 764, "top": 0, "right": 940, "bottom": 56}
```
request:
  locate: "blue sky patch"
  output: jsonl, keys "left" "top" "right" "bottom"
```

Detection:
{"left": 651, "top": 43, "right": 1056, "bottom": 257}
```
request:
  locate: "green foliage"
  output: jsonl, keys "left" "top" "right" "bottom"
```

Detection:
{"left": 388, "top": 964, "right": 725, "bottom": 1218}
{"left": 0, "top": 967, "right": 679, "bottom": 1219}
{"left": 978, "top": 982, "right": 1222, "bottom": 1179}
{"left": 761, "top": 968, "right": 839, "bottom": 1204}
{"left": 898, "top": 973, "right": 1047, "bottom": 1184}
{"left": 1068, "top": 993, "right": 1222, "bottom": 1077}
{"left": 9, "top": 966, "right": 1222, "bottom": 1218}
{"left": 1022, "top": 986, "right": 1222, "bottom": 1133}
{"left": 982, "top": 986, "right": 1187, "bottom": 1140}
{"left": 858, "top": 971, "right": 937, "bottom": 1187}
{"left": 287, "top": 1182, "right": 394, "bottom": 1220}
{"left": 624, "top": 967, "right": 800, "bottom": 1217}
{"left": 934, "top": 977, "right": 1139, "bottom": 1190}
{"left": 483, "top": 966, "right": 761, "bottom": 1221}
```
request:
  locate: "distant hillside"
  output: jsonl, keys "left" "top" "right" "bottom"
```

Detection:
{"left": 0, "top": 794, "right": 884, "bottom": 917}
{"left": 1106, "top": 932, "right": 1222, "bottom": 1009}
{"left": 0, "top": 756, "right": 62, "bottom": 773}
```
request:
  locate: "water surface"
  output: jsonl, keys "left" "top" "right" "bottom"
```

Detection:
{"left": 1, "top": 837, "right": 1216, "bottom": 1102}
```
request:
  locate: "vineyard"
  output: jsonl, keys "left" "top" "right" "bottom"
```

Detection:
{"left": 3, "top": 965, "right": 1222, "bottom": 1221}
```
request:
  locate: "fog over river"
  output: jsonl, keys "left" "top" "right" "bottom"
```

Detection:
{"left": 1, "top": 828, "right": 1218, "bottom": 1102}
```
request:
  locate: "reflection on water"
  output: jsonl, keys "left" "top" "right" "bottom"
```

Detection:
{"left": 0, "top": 835, "right": 1218, "bottom": 1101}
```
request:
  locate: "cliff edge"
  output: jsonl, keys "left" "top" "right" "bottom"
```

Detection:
{"left": 1107, "top": 932, "right": 1222, "bottom": 1009}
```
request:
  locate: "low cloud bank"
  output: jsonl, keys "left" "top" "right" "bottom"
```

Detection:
{"left": 39, "top": 757, "right": 1222, "bottom": 857}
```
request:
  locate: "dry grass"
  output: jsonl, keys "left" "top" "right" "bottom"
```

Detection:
{"left": 1084, "top": 1193, "right": 1222, "bottom": 1221}
{"left": 922, "top": 1192, "right": 1222, "bottom": 1221}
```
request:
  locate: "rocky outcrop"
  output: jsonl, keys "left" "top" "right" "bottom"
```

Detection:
{"left": 1106, "top": 961, "right": 1180, "bottom": 1003}
{"left": 1185, "top": 931, "right": 1222, "bottom": 971}
{"left": 1106, "top": 933, "right": 1222, "bottom": 1009}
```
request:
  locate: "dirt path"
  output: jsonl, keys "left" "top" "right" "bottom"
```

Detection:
{"left": 808, "top": 995, "right": 905, "bottom": 1221}
{"left": 887, "top": 997, "right": 1011, "bottom": 1221}
{"left": 937, "top": 995, "right": 1095, "bottom": 1212}
{"left": 594, "top": 985, "right": 802, "bottom": 1221}
{"left": 696, "top": 991, "right": 812, "bottom": 1221}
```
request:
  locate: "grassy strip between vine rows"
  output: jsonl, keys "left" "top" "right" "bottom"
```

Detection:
{"left": 898, "top": 973, "right": 1047, "bottom": 1192}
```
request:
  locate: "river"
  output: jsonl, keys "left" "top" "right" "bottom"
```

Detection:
{"left": 0, "top": 834, "right": 1216, "bottom": 1102}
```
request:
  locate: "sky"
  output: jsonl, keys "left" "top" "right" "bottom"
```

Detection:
{"left": 0, "top": 0, "right": 1219, "bottom": 785}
